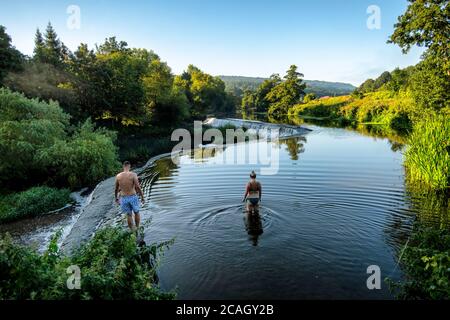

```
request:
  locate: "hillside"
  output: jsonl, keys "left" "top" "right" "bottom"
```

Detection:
{"left": 219, "top": 75, "right": 356, "bottom": 97}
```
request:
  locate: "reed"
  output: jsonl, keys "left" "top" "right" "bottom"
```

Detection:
{"left": 404, "top": 114, "right": 450, "bottom": 190}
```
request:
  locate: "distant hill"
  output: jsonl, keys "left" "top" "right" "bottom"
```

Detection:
{"left": 219, "top": 75, "right": 356, "bottom": 98}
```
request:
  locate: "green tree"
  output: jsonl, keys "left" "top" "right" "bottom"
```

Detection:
{"left": 176, "top": 65, "right": 233, "bottom": 118}
{"left": 389, "top": 0, "right": 450, "bottom": 73}
{"left": 303, "top": 93, "right": 317, "bottom": 103}
{"left": 33, "top": 28, "right": 46, "bottom": 63}
{"left": 39, "top": 23, "right": 65, "bottom": 66}
{"left": 143, "top": 59, "right": 189, "bottom": 123}
{"left": 267, "top": 65, "right": 306, "bottom": 116}
{"left": 373, "top": 71, "right": 392, "bottom": 90}
{"left": 0, "top": 26, "right": 22, "bottom": 85}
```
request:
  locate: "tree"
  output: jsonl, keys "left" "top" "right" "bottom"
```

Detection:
{"left": 241, "top": 74, "right": 281, "bottom": 113}
{"left": 373, "top": 71, "right": 392, "bottom": 90}
{"left": 0, "top": 26, "right": 23, "bottom": 85}
{"left": 303, "top": 93, "right": 317, "bottom": 103}
{"left": 33, "top": 28, "right": 45, "bottom": 62}
{"left": 409, "top": 58, "right": 450, "bottom": 113}
{"left": 176, "top": 65, "right": 233, "bottom": 118}
{"left": 267, "top": 65, "right": 306, "bottom": 116}
{"left": 143, "top": 59, "right": 189, "bottom": 123}
{"left": 42, "top": 22, "right": 65, "bottom": 66}
{"left": 389, "top": 0, "right": 450, "bottom": 73}
{"left": 96, "top": 37, "right": 129, "bottom": 55}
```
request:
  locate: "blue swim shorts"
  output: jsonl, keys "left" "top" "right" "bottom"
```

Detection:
{"left": 120, "top": 194, "right": 140, "bottom": 216}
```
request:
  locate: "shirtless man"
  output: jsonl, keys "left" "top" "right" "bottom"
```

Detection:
{"left": 242, "top": 171, "right": 262, "bottom": 214}
{"left": 115, "top": 161, "right": 145, "bottom": 230}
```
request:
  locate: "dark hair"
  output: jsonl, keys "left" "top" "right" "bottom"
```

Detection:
{"left": 250, "top": 171, "right": 256, "bottom": 178}
{"left": 123, "top": 161, "right": 131, "bottom": 167}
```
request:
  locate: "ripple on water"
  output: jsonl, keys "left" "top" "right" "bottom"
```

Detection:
{"left": 125, "top": 126, "right": 437, "bottom": 299}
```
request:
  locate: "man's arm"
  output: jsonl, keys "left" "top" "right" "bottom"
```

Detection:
{"left": 242, "top": 183, "right": 249, "bottom": 202}
{"left": 134, "top": 174, "right": 145, "bottom": 203}
{"left": 258, "top": 182, "right": 262, "bottom": 201}
{"left": 114, "top": 176, "right": 120, "bottom": 204}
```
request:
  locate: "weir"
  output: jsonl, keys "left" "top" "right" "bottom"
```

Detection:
{"left": 204, "top": 118, "right": 311, "bottom": 139}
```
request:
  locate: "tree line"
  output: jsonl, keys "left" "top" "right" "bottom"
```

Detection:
{"left": 1, "top": 23, "right": 235, "bottom": 128}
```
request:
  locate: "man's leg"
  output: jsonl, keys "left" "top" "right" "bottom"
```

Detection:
{"left": 127, "top": 214, "right": 134, "bottom": 230}
{"left": 134, "top": 212, "right": 140, "bottom": 229}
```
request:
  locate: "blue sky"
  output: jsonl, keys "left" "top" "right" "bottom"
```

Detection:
{"left": 0, "top": 0, "right": 424, "bottom": 85}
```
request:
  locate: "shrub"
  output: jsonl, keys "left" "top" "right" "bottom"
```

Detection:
{"left": 39, "top": 119, "right": 121, "bottom": 189}
{"left": 0, "top": 88, "right": 121, "bottom": 190}
{"left": 0, "top": 226, "right": 175, "bottom": 299}
{"left": 0, "top": 187, "right": 71, "bottom": 223}
{"left": 389, "top": 226, "right": 450, "bottom": 300}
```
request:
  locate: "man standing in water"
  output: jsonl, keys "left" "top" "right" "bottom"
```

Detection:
{"left": 115, "top": 161, "right": 145, "bottom": 231}
{"left": 242, "top": 171, "right": 262, "bottom": 213}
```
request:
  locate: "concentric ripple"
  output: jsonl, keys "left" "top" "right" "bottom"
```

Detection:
{"left": 138, "top": 125, "right": 433, "bottom": 299}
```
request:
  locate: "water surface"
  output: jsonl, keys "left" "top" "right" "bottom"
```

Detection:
{"left": 138, "top": 124, "right": 420, "bottom": 299}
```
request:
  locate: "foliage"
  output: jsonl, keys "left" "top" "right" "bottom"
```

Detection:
{"left": 388, "top": 0, "right": 450, "bottom": 73}
{"left": 0, "top": 226, "right": 175, "bottom": 299}
{"left": 33, "top": 23, "right": 68, "bottom": 67}
{"left": 39, "top": 119, "right": 121, "bottom": 189}
{"left": 175, "top": 65, "right": 234, "bottom": 118}
{"left": 4, "top": 61, "right": 81, "bottom": 117}
{"left": 389, "top": 226, "right": 450, "bottom": 300}
{"left": 0, "top": 89, "right": 120, "bottom": 190}
{"left": 0, "top": 25, "right": 23, "bottom": 85}
{"left": 267, "top": 65, "right": 306, "bottom": 116}
{"left": 404, "top": 114, "right": 450, "bottom": 190}
{"left": 0, "top": 187, "right": 70, "bottom": 223}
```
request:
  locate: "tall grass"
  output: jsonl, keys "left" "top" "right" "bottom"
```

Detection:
{"left": 404, "top": 115, "right": 450, "bottom": 190}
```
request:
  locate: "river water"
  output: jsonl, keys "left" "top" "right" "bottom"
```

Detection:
{"left": 137, "top": 123, "right": 423, "bottom": 299}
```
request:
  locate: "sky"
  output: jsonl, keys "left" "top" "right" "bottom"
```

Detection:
{"left": 0, "top": 0, "right": 425, "bottom": 86}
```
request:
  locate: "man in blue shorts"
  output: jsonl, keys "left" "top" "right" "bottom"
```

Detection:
{"left": 115, "top": 161, "right": 145, "bottom": 230}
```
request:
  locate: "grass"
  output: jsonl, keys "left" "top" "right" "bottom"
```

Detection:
{"left": 404, "top": 114, "right": 450, "bottom": 190}
{"left": 0, "top": 186, "right": 71, "bottom": 223}
{"left": 0, "top": 226, "right": 175, "bottom": 299}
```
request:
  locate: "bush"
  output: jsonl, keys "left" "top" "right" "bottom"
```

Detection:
{"left": 0, "top": 187, "right": 71, "bottom": 223}
{"left": 0, "top": 226, "right": 175, "bottom": 299}
{"left": 39, "top": 119, "right": 121, "bottom": 189}
{"left": 405, "top": 114, "right": 450, "bottom": 190}
{"left": 389, "top": 226, "right": 450, "bottom": 300}
{"left": 0, "top": 89, "right": 120, "bottom": 190}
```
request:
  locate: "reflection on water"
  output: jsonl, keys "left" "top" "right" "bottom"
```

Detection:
{"left": 132, "top": 122, "right": 446, "bottom": 299}
{"left": 244, "top": 212, "right": 264, "bottom": 246}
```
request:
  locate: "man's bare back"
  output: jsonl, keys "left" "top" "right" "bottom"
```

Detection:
{"left": 116, "top": 171, "right": 140, "bottom": 196}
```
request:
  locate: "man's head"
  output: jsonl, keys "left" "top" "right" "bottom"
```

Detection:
{"left": 250, "top": 171, "right": 256, "bottom": 179}
{"left": 123, "top": 161, "right": 131, "bottom": 171}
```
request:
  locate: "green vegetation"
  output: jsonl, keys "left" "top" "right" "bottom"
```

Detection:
{"left": 0, "top": 26, "right": 23, "bottom": 85}
{"left": 389, "top": 226, "right": 450, "bottom": 300}
{"left": 0, "top": 187, "right": 71, "bottom": 223}
{"left": 0, "top": 226, "right": 175, "bottom": 299}
{"left": 241, "top": 65, "right": 306, "bottom": 117}
{"left": 0, "top": 88, "right": 120, "bottom": 191}
{"left": 405, "top": 115, "right": 450, "bottom": 190}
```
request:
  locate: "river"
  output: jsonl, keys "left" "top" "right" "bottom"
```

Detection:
{"left": 135, "top": 122, "right": 420, "bottom": 299}
{"left": 2, "top": 119, "right": 444, "bottom": 299}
